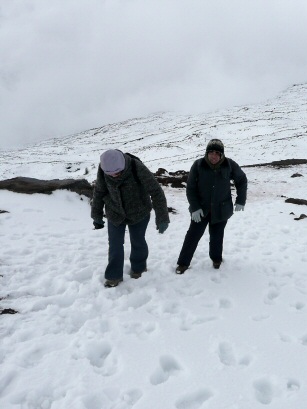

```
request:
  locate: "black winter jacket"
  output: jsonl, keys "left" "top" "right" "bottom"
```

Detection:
{"left": 186, "top": 157, "right": 247, "bottom": 224}
{"left": 91, "top": 154, "right": 170, "bottom": 227}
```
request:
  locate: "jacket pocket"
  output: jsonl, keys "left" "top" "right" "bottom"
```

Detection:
{"left": 220, "top": 198, "right": 233, "bottom": 220}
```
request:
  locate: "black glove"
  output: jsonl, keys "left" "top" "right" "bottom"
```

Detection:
{"left": 93, "top": 220, "right": 105, "bottom": 230}
{"left": 156, "top": 222, "right": 169, "bottom": 234}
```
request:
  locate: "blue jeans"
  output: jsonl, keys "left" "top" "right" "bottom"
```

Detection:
{"left": 105, "top": 215, "right": 150, "bottom": 280}
{"left": 177, "top": 213, "right": 227, "bottom": 266}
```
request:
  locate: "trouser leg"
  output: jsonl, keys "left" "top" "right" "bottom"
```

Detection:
{"left": 105, "top": 220, "right": 126, "bottom": 280}
{"left": 209, "top": 220, "right": 227, "bottom": 262}
{"left": 177, "top": 215, "right": 209, "bottom": 266}
{"left": 128, "top": 214, "right": 150, "bottom": 273}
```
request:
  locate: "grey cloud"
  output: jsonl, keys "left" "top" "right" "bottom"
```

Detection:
{"left": 1, "top": 0, "right": 307, "bottom": 149}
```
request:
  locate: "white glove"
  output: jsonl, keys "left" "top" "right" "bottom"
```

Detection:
{"left": 235, "top": 204, "right": 244, "bottom": 211}
{"left": 191, "top": 209, "right": 204, "bottom": 222}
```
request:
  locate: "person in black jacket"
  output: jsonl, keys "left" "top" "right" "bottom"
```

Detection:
{"left": 176, "top": 139, "right": 247, "bottom": 274}
{"left": 91, "top": 149, "right": 170, "bottom": 288}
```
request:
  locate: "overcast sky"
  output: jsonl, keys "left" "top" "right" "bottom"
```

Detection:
{"left": 1, "top": 0, "right": 307, "bottom": 150}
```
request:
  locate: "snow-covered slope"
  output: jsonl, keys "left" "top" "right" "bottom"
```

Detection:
{"left": 1, "top": 83, "right": 307, "bottom": 409}
{"left": 0, "top": 83, "right": 307, "bottom": 181}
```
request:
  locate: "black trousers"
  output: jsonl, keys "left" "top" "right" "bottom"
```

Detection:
{"left": 177, "top": 213, "right": 227, "bottom": 266}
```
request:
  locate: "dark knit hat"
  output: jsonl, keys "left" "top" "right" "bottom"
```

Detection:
{"left": 100, "top": 149, "right": 125, "bottom": 175}
{"left": 206, "top": 139, "right": 224, "bottom": 154}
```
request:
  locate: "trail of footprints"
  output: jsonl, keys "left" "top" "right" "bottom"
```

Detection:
{"left": 116, "top": 286, "right": 303, "bottom": 407}
{"left": 6, "top": 273, "right": 303, "bottom": 408}
{"left": 147, "top": 349, "right": 301, "bottom": 407}
{"left": 253, "top": 376, "right": 301, "bottom": 405}
{"left": 67, "top": 283, "right": 305, "bottom": 408}
{"left": 77, "top": 336, "right": 300, "bottom": 407}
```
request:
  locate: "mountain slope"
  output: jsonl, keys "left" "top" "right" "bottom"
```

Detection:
{"left": 0, "top": 83, "right": 307, "bottom": 182}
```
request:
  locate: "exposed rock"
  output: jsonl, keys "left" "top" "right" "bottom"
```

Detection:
{"left": 285, "top": 198, "right": 307, "bottom": 206}
{"left": 155, "top": 158, "right": 307, "bottom": 187}
{"left": 0, "top": 177, "right": 93, "bottom": 198}
{"left": 0, "top": 308, "right": 18, "bottom": 315}
{"left": 243, "top": 159, "right": 307, "bottom": 168}
{"left": 155, "top": 168, "right": 168, "bottom": 176}
{"left": 0, "top": 174, "right": 187, "bottom": 197}
{"left": 294, "top": 214, "right": 307, "bottom": 221}
{"left": 291, "top": 173, "right": 303, "bottom": 178}
{"left": 154, "top": 169, "right": 188, "bottom": 188}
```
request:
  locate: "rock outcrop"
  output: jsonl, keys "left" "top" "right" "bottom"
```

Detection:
{"left": 0, "top": 177, "right": 93, "bottom": 198}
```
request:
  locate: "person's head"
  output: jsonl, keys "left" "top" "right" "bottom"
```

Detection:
{"left": 206, "top": 139, "right": 224, "bottom": 165}
{"left": 100, "top": 149, "right": 125, "bottom": 177}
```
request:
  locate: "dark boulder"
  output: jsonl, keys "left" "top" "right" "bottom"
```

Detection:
{"left": 294, "top": 214, "right": 307, "bottom": 221}
{"left": 285, "top": 198, "right": 307, "bottom": 206}
{"left": 0, "top": 308, "right": 18, "bottom": 315}
{"left": 154, "top": 169, "right": 189, "bottom": 188}
{"left": 0, "top": 177, "right": 93, "bottom": 198}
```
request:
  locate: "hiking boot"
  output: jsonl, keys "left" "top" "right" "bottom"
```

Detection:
{"left": 130, "top": 268, "right": 147, "bottom": 279}
{"left": 104, "top": 278, "right": 123, "bottom": 288}
{"left": 212, "top": 260, "right": 222, "bottom": 269}
{"left": 175, "top": 265, "right": 189, "bottom": 274}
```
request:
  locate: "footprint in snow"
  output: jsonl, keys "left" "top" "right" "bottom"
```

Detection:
{"left": 72, "top": 340, "right": 117, "bottom": 375}
{"left": 253, "top": 376, "right": 300, "bottom": 404}
{"left": 121, "top": 321, "right": 157, "bottom": 339}
{"left": 251, "top": 313, "right": 270, "bottom": 322}
{"left": 82, "top": 393, "right": 109, "bottom": 409}
{"left": 299, "top": 334, "right": 307, "bottom": 346}
{"left": 210, "top": 275, "right": 221, "bottom": 284}
{"left": 292, "top": 301, "right": 305, "bottom": 311}
{"left": 103, "top": 387, "right": 143, "bottom": 409}
{"left": 253, "top": 377, "right": 275, "bottom": 405}
{"left": 263, "top": 288, "right": 280, "bottom": 304}
{"left": 218, "top": 342, "right": 236, "bottom": 366}
{"left": 124, "top": 292, "right": 152, "bottom": 310}
{"left": 219, "top": 298, "right": 233, "bottom": 309}
{"left": 287, "top": 378, "right": 300, "bottom": 392}
{"left": 162, "top": 301, "right": 181, "bottom": 314}
{"left": 210, "top": 271, "right": 227, "bottom": 284}
{"left": 218, "top": 342, "right": 252, "bottom": 367}
{"left": 84, "top": 341, "right": 112, "bottom": 368}
{"left": 150, "top": 355, "right": 182, "bottom": 385}
{"left": 147, "top": 300, "right": 183, "bottom": 318}
{"left": 175, "top": 388, "right": 213, "bottom": 409}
